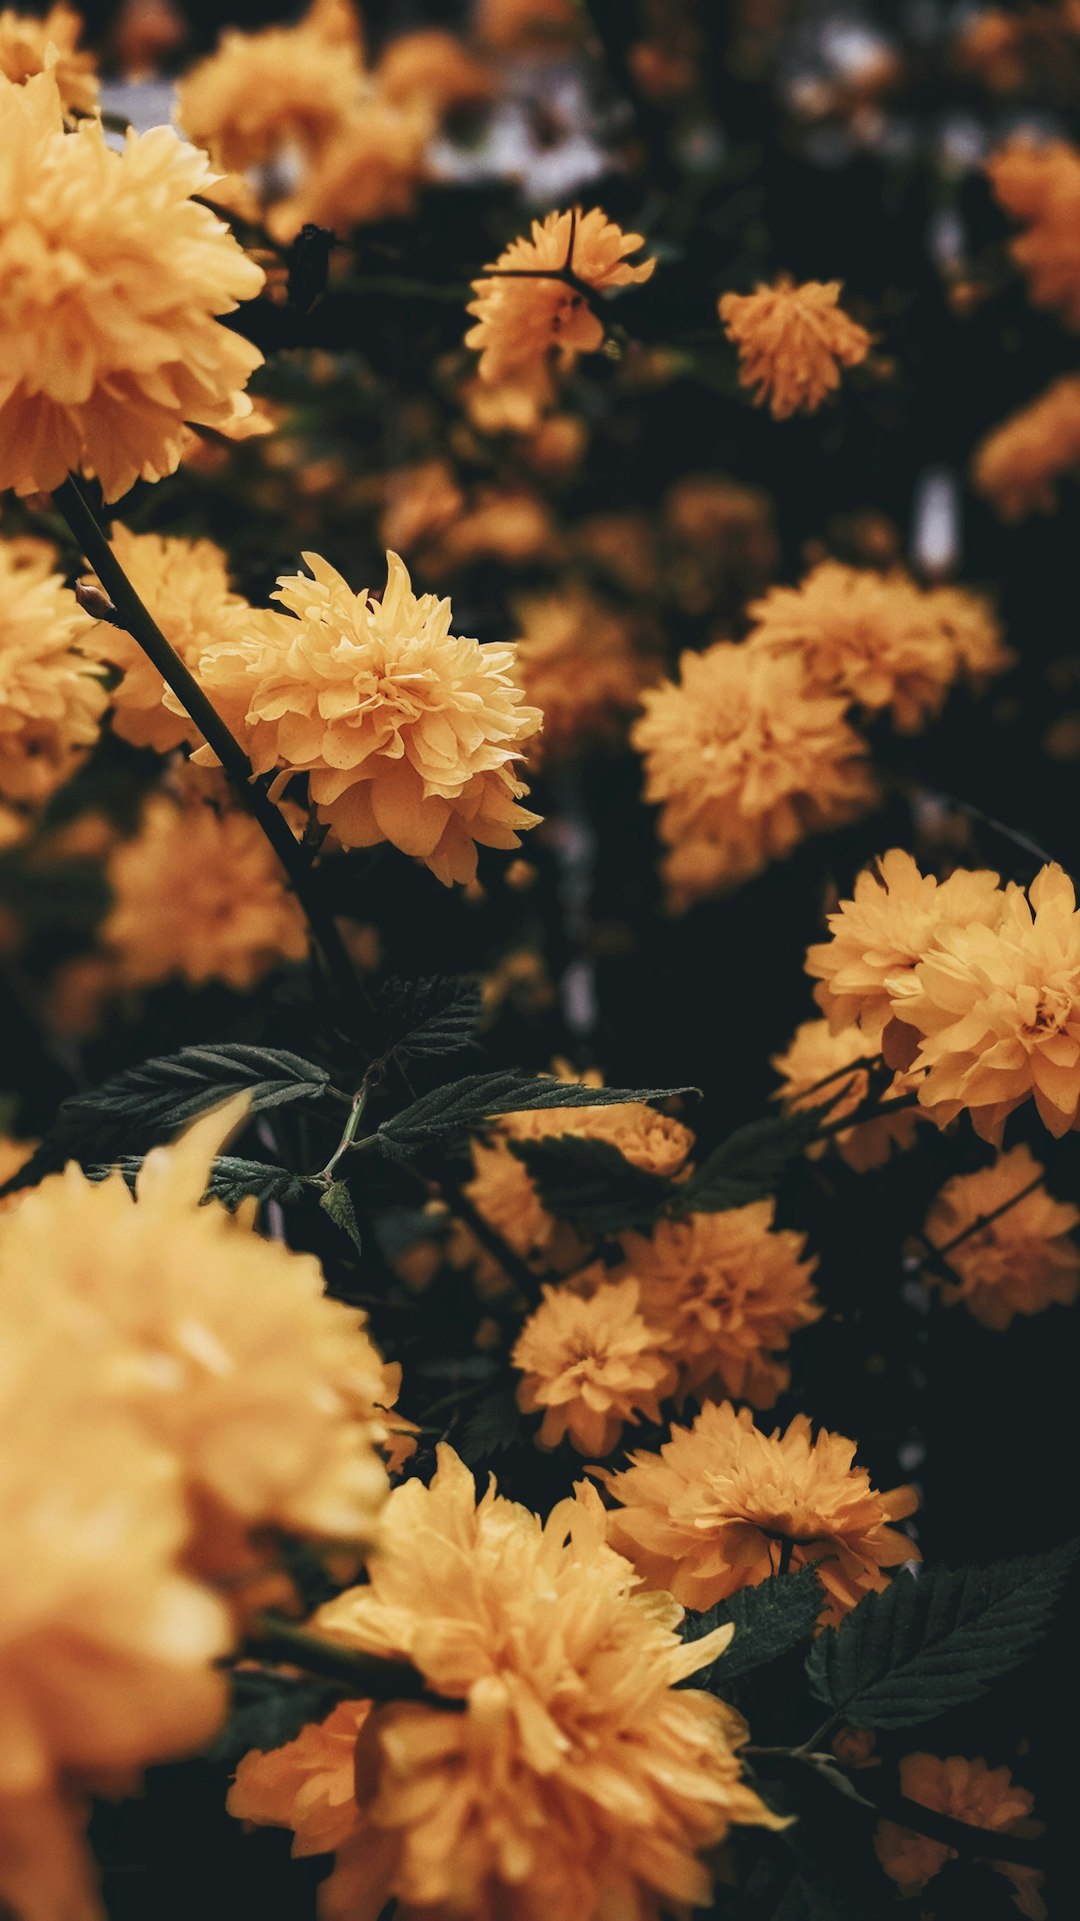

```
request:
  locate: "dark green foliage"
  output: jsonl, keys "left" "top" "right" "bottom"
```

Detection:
{"left": 207, "top": 1670, "right": 342, "bottom": 1766}
{"left": 455, "top": 1387, "right": 526, "bottom": 1464}
{"left": 319, "top": 1179, "right": 362, "bottom": 1249}
{"left": 682, "top": 1566, "right": 825, "bottom": 1687}
{"left": 373, "top": 974, "right": 483, "bottom": 1063}
{"left": 674, "top": 1104, "right": 840, "bottom": 1214}
{"left": 374, "top": 1071, "right": 693, "bottom": 1163}
{"left": 507, "top": 1134, "right": 675, "bottom": 1233}
{"left": 88, "top": 1155, "right": 310, "bottom": 1209}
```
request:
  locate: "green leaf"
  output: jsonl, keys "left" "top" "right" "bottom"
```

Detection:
{"left": 375, "top": 1071, "right": 694, "bottom": 1164}
{"left": 374, "top": 975, "right": 483, "bottom": 1063}
{"left": 674, "top": 1102, "right": 836, "bottom": 1214}
{"left": 455, "top": 1387, "right": 525, "bottom": 1464}
{"left": 507, "top": 1134, "right": 675, "bottom": 1233}
{"left": 806, "top": 1540, "right": 1078, "bottom": 1729}
{"left": 0, "top": 1044, "right": 333, "bottom": 1197}
{"left": 682, "top": 1565, "right": 824, "bottom": 1687}
{"left": 89, "top": 1154, "right": 309, "bottom": 1210}
{"left": 320, "top": 1179, "right": 362, "bottom": 1250}
{"left": 206, "top": 1669, "right": 342, "bottom": 1764}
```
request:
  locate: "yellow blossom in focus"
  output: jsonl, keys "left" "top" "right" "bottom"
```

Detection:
{"left": 988, "top": 138, "right": 1080, "bottom": 329}
{"left": 805, "top": 849, "right": 1005, "bottom": 1048}
{"left": 746, "top": 563, "right": 1010, "bottom": 731}
{"left": 513, "top": 588, "right": 657, "bottom": 762}
{"left": 0, "top": 1099, "right": 401, "bottom": 1588}
{"left": 771, "top": 1018, "right": 922, "bottom": 1171}
{"left": 512, "top": 1275, "right": 678, "bottom": 1454}
{"left": 0, "top": 4, "right": 96, "bottom": 112}
{"left": 632, "top": 642, "right": 876, "bottom": 906}
{"left": 718, "top": 278, "right": 871, "bottom": 419}
{"left": 612, "top": 1204, "right": 821, "bottom": 1407}
{"left": 268, "top": 95, "right": 432, "bottom": 243}
{"left": 100, "top": 787, "right": 310, "bottom": 994}
{"left": 972, "top": 376, "right": 1080, "bottom": 520}
{"left": 229, "top": 1445, "right": 780, "bottom": 1921}
{"left": 602, "top": 1400, "right": 919, "bottom": 1623}
{"left": 0, "top": 534, "right": 105, "bottom": 804}
{"left": 191, "top": 550, "right": 542, "bottom": 886}
{"left": 875, "top": 1754, "right": 1044, "bottom": 1919}
{"left": 176, "top": 14, "right": 366, "bottom": 173}
{"left": 0, "top": 71, "right": 264, "bottom": 501}
{"left": 920, "top": 1143, "right": 1080, "bottom": 1328}
{"left": 466, "top": 208, "right": 655, "bottom": 413}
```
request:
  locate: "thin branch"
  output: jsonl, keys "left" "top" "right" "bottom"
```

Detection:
{"left": 930, "top": 1174, "right": 1046, "bottom": 1256}
{"left": 242, "top": 1615, "right": 461, "bottom": 1710}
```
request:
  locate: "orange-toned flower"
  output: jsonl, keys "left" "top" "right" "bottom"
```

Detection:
{"left": 632, "top": 642, "right": 875, "bottom": 906}
{"left": 0, "top": 1099, "right": 400, "bottom": 1588}
{"left": 379, "top": 459, "right": 465, "bottom": 558}
{"left": 466, "top": 208, "right": 655, "bottom": 412}
{"left": 176, "top": 13, "right": 366, "bottom": 173}
{"left": 376, "top": 29, "right": 493, "bottom": 116}
{"left": 972, "top": 376, "right": 1080, "bottom": 520}
{"left": 229, "top": 1446, "right": 780, "bottom": 1921}
{"left": 988, "top": 138, "right": 1080, "bottom": 329}
{"left": 93, "top": 525, "right": 251, "bottom": 753}
{"left": 268, "top": 95, "right": 432, "bottom": 243}
{"left": 875, "top": 1754, "right": 1044, "bottom": 1919}
{"left": 190, "top": 550, "right": 541, "bottom": 886}
{"left": 889, "top": 861, "right": 1080, "bottom": 1141}
{"left": 0, "top": 3, "right": 96, "bottom": 112}
{"left": 512, "top": 1274, "right": 677, "bottom": 1454}
{"left": 473, "top": 0, "right": 580, "bottom": 50}
{"left": 602, "top": 1399, "right": 919, "bottom": 1622}
{"left": 513, "top": 588, "right": 656, "bottom": 762}
{"left": 100, "top": 786, "right": 309, "bottom": 994}
{"left": 0, "top": 533, "right": 105, "bottom": 804}
{"left": 771, "top": 1018, "right": 922, "bottom": 1171}
{"left": 805, "top": 849, "right": 1005, "bottom": 1047}
{"left": 746, "top": 563, "right": 1009, "bottom": 731}
{"left": 920, "top": 1143, "right": 1080, "bottom": 1328}
{"left": 0, "top": 71, "right": 264, "bottom": 501}
{"left": 718, "top": 278, "right": 871, "bottom": 419}
{"left": 612, "top": 1204, "right": 821, "bottom": 1407}
{"left": 429, "top": 488, "right": 557, "bottom": 571}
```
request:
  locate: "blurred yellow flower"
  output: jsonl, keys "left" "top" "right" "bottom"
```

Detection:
{"left": 466, "top": 207, "right": 655, "bottom": 411}
{"left": 514, "top": 589, "right": 657, "bottom": 762}
{"left": 718, "top": 278, "right": 871, "bottom": 418}
{"left": 602, "top": 1399, "right": 919, "bottom": 1622}
{"left": 0, "top": 3, "right": 96, "bottom": 112}
{"left": 771, "top": 1018, "right": 922, "bottom": 1171}
{"left": 376, "top": 29, "right": 493, "bottom": 116}
{"left": 0, "top": 533, "right": 105, "bottom": 804}
{"left": 920, "top": 1143, "right": 1080, "bottom": 1327}
{"left": 268, "top": 95, "right": 432, "bottom": 243}
{"left": 972, "top": 375, "right": 1080, "bottom": 519}
{"left": 0, "top": 71, "right": 264, "bottom": 501}
{"left": 229, "top": 1445, "right": 780, "bottom": 1921}
{"left": 875, "top": 1754, "right": 1044, "bottom": 1918}
{"left": 512, "top": 1274, "right": 678, "bottom": 1454}
{"left": 988, "top": 138, "right": 1080, "bottom": 328}
{"left": 176, "top": 13, "right": 366, "bottom": 173}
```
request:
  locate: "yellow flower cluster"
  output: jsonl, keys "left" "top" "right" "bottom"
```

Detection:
{"left": 988, "top": 138, "right": 1080, "bottom": 329}
{"left": 176, "top": 8, "right": 367, "bottom": 174}
{"left": 920, "top": 1142, "right": 1080, "bottom": 1328}
{"left": 228, "top": 1446, "right": 781, "bottom": 1921}
{"left": 0, "top": 2, "right": 96, "bottom": 112}
{"left": 718, "top": 277, "right": 871, "bottom": 418}
{"left": 972, "top": 375, "right": 1080, "bottom": 520}
{"left": 0, "top": 534, "right": 105, "bottom": 804}
{"left": 602, "top": 1399, "right": 919, "bottom": 1623}
{"left": 772, "top": 1017, "right": 922, "bottom": 1171}
{"left": 513, "top": 588, "right": 657, "bottom": 763}
{"left": 0, "top": 70, "right": 264, "bottom": 500}
{"left": 875, "top": 1754, "right": 1044, "bottom": 1918}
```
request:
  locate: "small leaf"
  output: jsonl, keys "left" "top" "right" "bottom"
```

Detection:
{"left": 320, "top": 1180, "right": 362, "bottom": 1250}
{"left": 806, "top": 1540, "right": 1078, "bottom": 1729}
{"left": 89, "top": 1155, "right": 309, "bottom": 1210}
{"left": 507, "top": 1135, "right": 675, "bottom": 1233}
{"left": 456, "top": 1387, "right": 525, "bottom": 1464}
{"left": 683, "top": 1566, "right": 824, "bottom": 1687}
{"left": 375, "top": 1071, "right": 693, "bottom": 1164}
{"left": 374, "top": 975, "right": 483, "bottom": 1063}
{"left": 674, "top": 1103, "right": 836, "bottom": 1214}
{"left": 206, "top": 1670, "right": 342, "bottom": 1764}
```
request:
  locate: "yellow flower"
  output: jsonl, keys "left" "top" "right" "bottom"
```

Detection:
{"left": 602, "top": 1400, "right": 919, "bottom": 1623}
{"left": 632, "top": 642, "right": 875, "bottom": 905}
{"left": 771, "top": 1018, "right": 922, "bottom": 1171}
{"left": 988, "top": 138, "right": 1080, "bottom": 329}
{"left": 379, "top": 459, "right": 465, "bottom": 558}
{"left": 94, "top": 525, "right": 251, "bottom": 753}
{"left": 0, "top": 1098, "right": 399, "bottom": 1588}
{"left": 805, "top": 849, "right": 1005, "bottom": 1048}
{"left": 176, "top": 14, "right": 366, "bottom": 173}
{"left": 718, "top": 278, "right": 871, "bottom": 419}
{"left": 920, "top": 1143, "right": 1080, "bottom": 1328}
{"left": 0, "top": 70, "right": 264, "bottom": 501}
{"left": 512, "top": 1275, "right": 678, "bottom": 1454}
{"left": 889, "top": 862, "right": 1080, "bottom": 1141}
{"left": 466, "top": 207, "right": 655, "bottom": 412}
{"left": 191, "top": 551, "right": 542, "bottom": 886}
{"left": 613, "top": 1204, "right": 821, "bottom": 1407}
{"left": 746, "top": 563, "right": 1010, "bottom": 732}
{"left": 268, "top": 95, "right": 432, "bottom": 244}
{"left": 0, "top": 532, "right": 105, "bottom": 804}
{"left": 513, "top": 589, "right": 657, "bottom": 763}
{"left": 0, "top": 3, "right": 96, "bottom": 113}
{"left": 228, "top": 1446, "right": 780, "bottom": 1921}
{"left": 100, "top": 785, "right": 310, "bottom": 994}
{"left": 375, "top": 29, "right": 493, "bottom": 116}
{"left": 972, "top": 375, "right": 1080, "bottom": 519}
{"left": 875, "top": 1754, "right": 1044, "bottom": 1919}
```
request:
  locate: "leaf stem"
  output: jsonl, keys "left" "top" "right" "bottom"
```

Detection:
{"left": 318, "top": 1081, "right": 373, "bottom": 1182}
{"left": 242, "top": 1614, "right": 461, "bottom": 1709}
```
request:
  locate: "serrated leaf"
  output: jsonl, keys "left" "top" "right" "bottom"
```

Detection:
{"left": 88, "top": 1154, "right": 309, "bottom": 1210}
{"left": 806, "top": 1540, "right": 1078, "bottom": 1729}
{"left": 683, "top": 1566, "right": 824, "bottom": 1687}
{"left": 320, "top": 1180, "right": 362, "bottom": 1250}
{"left": 455, "top": 1387, "right": 525, "bottom": 1464}
{"left": 0, "top": 1045, "right": 333, "bottom": 1198}
{"left": 375, "top": 1071, "right": 693, "bottom": 1164}
{"left": 374, "top": 975, "right": 483, "bottom": 1063}
{"left": 507, "top": 1134, "right": 675, "bottom": 1233}
{"left": 674, "top": 1102, "right": 837, "bottom": 1214}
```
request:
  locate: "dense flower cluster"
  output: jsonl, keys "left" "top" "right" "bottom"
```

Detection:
{"left": 972, "top": 376, "right": 1080, "bottom": 519}
{"left": 920, "top": 1143, "right": 1080, "bottom": 1327}
{"left": 0, "top": 534, "right": 105, "bottom": 804}
{"left": 513, "top": 589, "right": 655, "bottom": 762}
{"left": 718, "top": 277, "right": 871, "bottom": 418}
{"left": 988, "top": 138, "right": 1080, "bottom": 329}
{"left": 0, "top": 70, "right": 264, "bottom": 499}
{"left": 602, "top": 1400, "right": 919, "bottom": 1623}
{"left": 228, "top": 1446, "right": 780, "bottom": 1921}
{"left": 512, "top": 1275, "right": 679, "bottom": 1454}
{"left": 772, "top": 1017, "right": 922, "bottom": 1171}
{"left": 874, "top": 1754, "right": 1044, "bottom": 1918}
